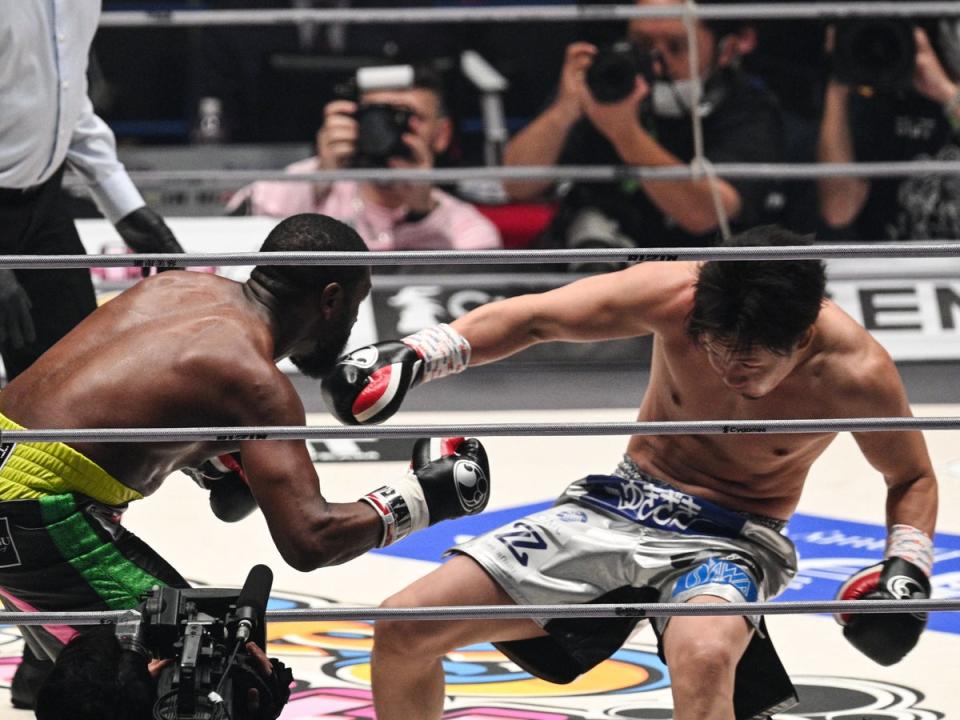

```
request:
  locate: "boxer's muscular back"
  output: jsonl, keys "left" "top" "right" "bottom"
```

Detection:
{"left": 0, "top": 272, "right": 282, "bottom": 494}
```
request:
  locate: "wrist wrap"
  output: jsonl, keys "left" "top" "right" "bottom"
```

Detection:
{"left": 360, "top": 471, "right": 429, "bottom": 547}
{"left": 885, "top": 524, "right": 934, "bottom": 578}
{"left": 402, "top": 324, "right": 471, "bottom": 384}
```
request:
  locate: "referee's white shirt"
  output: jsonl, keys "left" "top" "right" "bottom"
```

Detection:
{"left": 0, "top": 0, "right": 143, "bottom": 222}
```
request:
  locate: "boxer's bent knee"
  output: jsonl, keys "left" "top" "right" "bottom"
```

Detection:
{"left": 664, "top": 619, "right": 746, "bottom": 684}
{"left": 374, "top": 594, "right": 457, "bottom": 660}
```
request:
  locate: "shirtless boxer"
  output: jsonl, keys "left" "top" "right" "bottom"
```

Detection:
{"left": 323, "top": 224, "right": 938, "bottom": 720}
{"left": 0, "top": 213, "right": 490, "bottom": 704}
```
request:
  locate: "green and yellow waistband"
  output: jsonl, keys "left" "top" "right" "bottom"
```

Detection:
{"left": 0, "top": 412, "right": 142, "bottom": 506}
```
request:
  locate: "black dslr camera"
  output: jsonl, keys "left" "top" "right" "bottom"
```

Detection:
{"left": 586, "top": 41, "right": 657, "bottom": 104}
{"left": 832, "top": 19, "right": 917, "bottom": 91}
{"left": 117, "top": 565, "right": 291, "bottom": 720}
{"left": 352, "top": 103, "right": 415, "bottom": 168}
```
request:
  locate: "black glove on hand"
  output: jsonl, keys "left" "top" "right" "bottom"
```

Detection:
{"left": 113, "top": 206, "right": 184, "bottom": 274}
{"left": 0, "top": 269, "right": 35, "bottom": 349}
{"left": 835, "top": 556, "right": 931, "bottom": 665}
{"left": 183, "top": 453, "right": 258, "bottom": 522}
{"left": 360, "top": 437, "right": 490, "bottom": 547}
{"left": 322, "top": 324, "right": 471, "bottom": 425}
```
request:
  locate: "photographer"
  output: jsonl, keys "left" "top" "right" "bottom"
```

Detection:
{"left": 227, "top": 64, "right": 501, "bottom": 259}
{"left": 817, "top": 20, "right": 960, "bottom": 240}
{"left": 503, "top": 0, "right": 784, "bottom": 265}
{"left": 35, "top": 576, "right": 294, "bottom": 720}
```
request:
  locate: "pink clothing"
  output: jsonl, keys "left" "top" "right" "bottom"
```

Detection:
{"left": 228, "top": 157, "right": 502, "bottom": 251}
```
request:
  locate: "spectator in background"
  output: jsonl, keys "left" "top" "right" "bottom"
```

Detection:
{"left": 0, "top": 0, "right": 184, "bottom": 707}
{"left": 817, "top": 20, "right": 960, "bottom": 241}
{"left": 226, "top": 65, "right": 501, "bottom": 260}
{"left": 502, "top": 0, "right": 784, "bottom": 268}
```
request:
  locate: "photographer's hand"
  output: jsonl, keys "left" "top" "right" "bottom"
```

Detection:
{"left": 243, "top": 643, "right": 294, "bottom": 720}
{"left": 581, "top": 75, "right": 648, "bottom": 147}
{"left": 389, "top": 131, "right": 437, "bottom": 216}
{"left": 912, "top": 27, "right": 958, "bottom": 106}
{"left": 554, "top": 42, "right": 597, "bottom": 124}
{"left": 317, "top": 100, "right": 359, "bottom": 169}
{"left": 501, "top": 41, "right": 596, "bottom": 201}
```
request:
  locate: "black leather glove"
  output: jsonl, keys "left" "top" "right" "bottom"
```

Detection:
{"left": 360, "top": 437, "right": 490, "bottom": 547}
{"left": 0, "top": 269, "right": 36, "bottom": 349}
{"left": 183, "top": 453, "right": 258, "bottom": 522}
{"left": 835, "top": 556, "right": 931, "bottom": 666}
{"left": 113, "top": 206, "right": 184, "bottom": 274}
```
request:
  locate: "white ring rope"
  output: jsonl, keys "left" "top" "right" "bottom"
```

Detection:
{"left": 2, "top": 599, "right": 958, "bottom": 627}
{"left": 680, "top": 2, "right": 732, "bottom": 241}
{"left": 98, "top": 3, "right": 960, "bottom": 27}
{"left": 2, "top": 417, "right": 960, "bottom": 444}
{"left": 57, "top": 161, "right": 960, "bottom": 188}
{"left": 3, "top": 242, "right": 960, "bottom": 270}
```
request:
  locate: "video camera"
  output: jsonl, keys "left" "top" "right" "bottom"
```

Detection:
{"left": 116, "top": 565, "right": 291, "bottom": 720}
{"left": 586, "top": 41, "right": 657, "bottom": 104}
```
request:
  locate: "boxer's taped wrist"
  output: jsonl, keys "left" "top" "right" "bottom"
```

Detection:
{"left": 885, "top": 524, "right": 934, "bottom": 577}
{"left": 360, "top": 471, "right": 429, "bottom": 547}
{"left": 402, "top": 324, "right": 471, "bottom": 384}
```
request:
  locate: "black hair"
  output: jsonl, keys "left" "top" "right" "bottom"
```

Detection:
{"left": 686, "top": 225, "right": 827, "bottom": 355}
{"left": 35, "top": 629, "right": 154, "bottom": 720}
{"left": 248, "top": 213, "right": 369, "bottom": 302}
{"left": 696, "top": 0, "right": 752, "bottom": 39}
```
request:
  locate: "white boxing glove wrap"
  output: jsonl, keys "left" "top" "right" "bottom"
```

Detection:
{"left": 885, "top": 524, "right": 934, "bottom": 577}
{"left": 401, "top": 323, "right": 471, "bottom": 384}
{"left": 361, "top": 470, "right": 430, "bottom": 547}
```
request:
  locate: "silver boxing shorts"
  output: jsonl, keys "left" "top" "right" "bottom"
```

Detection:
{"left": 449, "top": 455, "right": 800, "bottom": 718}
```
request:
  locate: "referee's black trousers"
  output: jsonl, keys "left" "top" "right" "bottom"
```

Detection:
{"left": 0, "top": 166, "right": 98, "bottom": 381}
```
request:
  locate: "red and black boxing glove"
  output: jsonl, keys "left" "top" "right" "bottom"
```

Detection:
{"left": 835, "top": 524, "right": 934, "bottom": 666}
{"left": 184, "top": 453, "right": 259, "bottom": 523}
{"left": 321, "top": 324, "right": 470, "bottom": 425}
{"left": 360, "top": 437, "right": 490, "bottom": 547}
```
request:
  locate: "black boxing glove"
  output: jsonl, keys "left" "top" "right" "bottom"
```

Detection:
{"left": 322, "top": 323, "right": 470, "bottom": 425}
{"left": 361, "top": 437, "right": 490, "bottom": 547}
{"left": 835, "top": 524, "right": 934, "bottom": 666}
{"left": 184, "top": 453, "right": 259, "bottom": 522}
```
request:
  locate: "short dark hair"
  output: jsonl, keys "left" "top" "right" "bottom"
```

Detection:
{"left": 686, "top": 225, "right": 827, "bottom": 355}
{"left": 696, "top": 0, "right": 752, "bottom": 38}
{"left": 35, "top": 630, "right": 154, "bottom": 720}
{"left": 249, "top": 213, "right": 369, "bottom": 301}
{"left": 410, "top": 64, "right": 448, "bottom": 116}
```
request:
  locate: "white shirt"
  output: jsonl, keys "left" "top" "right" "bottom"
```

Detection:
{"left": 0, "top": 0, "right": 143, "bottom": 222}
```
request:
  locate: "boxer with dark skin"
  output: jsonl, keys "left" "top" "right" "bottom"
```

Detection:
{"left": 0, "top": 213, "right": 382, "bottom": 570}
{"left": 0, "top": 213, "right": 491, "bottom": 705}
{"left": 324, "top": 224, "right": 938, "bottom": 720}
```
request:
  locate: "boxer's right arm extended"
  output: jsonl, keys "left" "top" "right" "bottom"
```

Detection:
{"left": 322, "top": 323, "right": 470, "bottom": 424}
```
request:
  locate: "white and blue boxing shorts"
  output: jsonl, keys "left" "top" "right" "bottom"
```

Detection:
{"left": 449, "top": 455, "right": 799, "bottom": 719}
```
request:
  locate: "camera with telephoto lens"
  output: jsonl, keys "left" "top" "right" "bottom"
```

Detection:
{"left": 116, "top": 565, "right": 291, "bottom": 720}
{"left": 586, "top": 41, "right": 657, "bottom": 104}
{"left": 352, "top": 103, "right": 415, "bottom": 168}
{"left": 832, "top": 19, "right": 917, "bottom": 91}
